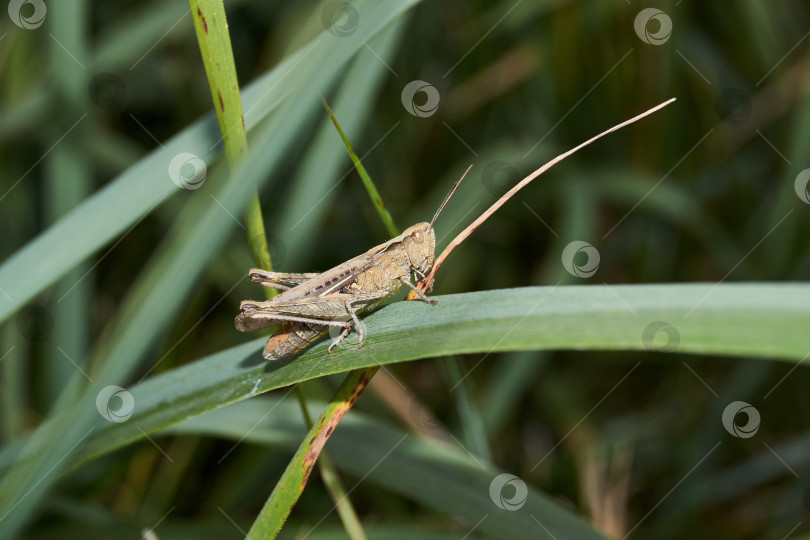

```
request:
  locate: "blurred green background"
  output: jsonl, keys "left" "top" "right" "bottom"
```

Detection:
{"left": 2, "top": 0, "right": 810, "bottom": 538}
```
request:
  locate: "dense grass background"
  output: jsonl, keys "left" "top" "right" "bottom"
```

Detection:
{"left": 2, "top": 0, "right": 810, "bottom": 538}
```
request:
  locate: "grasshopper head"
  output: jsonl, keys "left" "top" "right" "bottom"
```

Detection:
{"left": 401, "top": 222, "right": 435, "bottom": 275}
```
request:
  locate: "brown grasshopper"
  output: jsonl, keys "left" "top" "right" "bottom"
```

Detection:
{"left": 236, "top": 98, "right": 676, "bottom": 359}
{"left": 234, "top": 177, "right": 464, "bottom": 360}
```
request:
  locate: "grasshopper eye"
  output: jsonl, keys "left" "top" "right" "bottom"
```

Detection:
{"left": 413, "top": 231, "right": 422, "bottom": 242}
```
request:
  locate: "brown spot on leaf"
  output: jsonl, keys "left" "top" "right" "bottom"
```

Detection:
{"left": 218, "top": 91, "right": 224, "bottom": 112}
{"left": 197, "top": 8, "right": 207, "bottom": 33}
{"left": 301, "top": 459, "right": 316, "bottom": 489}
{"left": 296, "top": 371, "right": 375, "bottom": 497}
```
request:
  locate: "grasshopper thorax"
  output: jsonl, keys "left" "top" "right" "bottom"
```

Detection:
{"left": 401, "top": 222, "right": 436, "bottom": 276}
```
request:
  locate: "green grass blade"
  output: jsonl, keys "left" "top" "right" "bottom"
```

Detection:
{"left": 44, "top": 1, "right": 92, "bottom": 408}
{"left": 295, "top": 387, "right": 367, "bottom": 540}
{"left": 54, "top": 283, "right": 810, "bottom": 469}
{"left": 189, "top": 0, "right": 274, "bottom": 278}
{"left": 482, "top": 350, "right": 549, "bottom": 435}
{"left": 0, "top": 325, "right": 24, "bottom": 442}
{"left": 247, "top": 368, "right": 377, "bottom": 539}
{"left": 445, "top": 358, "right": 490, "bottom": 461}
{"left": 321, "top": 99, "right": 398, "bottom": 237}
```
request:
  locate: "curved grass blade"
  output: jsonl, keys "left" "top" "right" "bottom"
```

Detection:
{"left": 47, "top": 283, "right": 810, "bottom": 471}
{"left": 321, "top": 98, "right": 398, "bottom": 237}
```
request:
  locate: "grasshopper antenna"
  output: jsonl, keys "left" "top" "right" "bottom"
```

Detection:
{"left": 430, "top": 164, "right": 473, "bottom": 227}
{"left": 408, "top": 97, "right": 677, "bottom": 297}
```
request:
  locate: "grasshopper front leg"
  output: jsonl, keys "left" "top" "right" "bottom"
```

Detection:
{"left": 398, "top": 276, "right": 437, "bottom": 305}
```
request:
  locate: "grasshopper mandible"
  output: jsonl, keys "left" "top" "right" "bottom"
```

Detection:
{"left": 234, "top": 175, "right": 465, "bottom": 360}
{"left": 236, "top": 98, "right": 676, "bottom": 360}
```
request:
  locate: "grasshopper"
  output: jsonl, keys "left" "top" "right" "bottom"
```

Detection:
{"left": 236, "top": 98, "right": 676, "bottom": 360}
{"left": 234, "top": 179, "right": 463, "bottom": 360}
